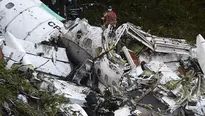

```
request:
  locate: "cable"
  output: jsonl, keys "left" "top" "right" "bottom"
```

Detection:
{"left": 34, "top": 59, "right": 50, "bottom": 70}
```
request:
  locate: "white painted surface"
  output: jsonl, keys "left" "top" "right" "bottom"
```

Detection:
{"left": 2, "top": 32, "right": 71, "bottom": 77}
{"left": 16, "top": 39, "right": 69, "bottom": 62}
{"left": 60, "top": 104, "right": 88, "bottom": 116}
{"left": 0, "top": 0, "right": 65, "bottom": 43}
{"left": 196, "top": 99, "right": 205, "bottom": 116}
{"left": 122, "top": 46, "right": 136, "bottom": 69}
{"left": 129, "top": 66, "right": 143, "bottom": 77}
{"left": 27, "top": 54, "right": 71, "bottom": 77}
{"left": 0, "top": 0, "right": 42, "bottom": 31}
{"left": 196, "top": 34, "right": 205, "bottom": 74}
{"left": 17, "top": 94, "right": 28, "bottom": 103}
{"left": 114, "top": 107, "right": 131, "bottom": 116}
{"left": 51, "top": 79, "right": 89, "bottom": 106}
{"left": 2, "top": 46, "right": 25, "bottom": 62}
{"left": 162, "top": 96, "right": 178, "bottom": 112}
{"left": 146, "top": 61, "right": 180, "bottom": 85}
{"left": 64, "top": 18, "right": 104, "bottom": 57}
{"left": 94, "top": 57, "right": 124, "bottom": 88}
{"left": 4, "top": 32, "right": 31, "bottom": 65}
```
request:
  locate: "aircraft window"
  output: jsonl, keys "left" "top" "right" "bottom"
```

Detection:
{"left": 83, "top": 38, "right": 92, "bottom": 48}
{"left": 104, "top": 75, "right": 108, "bottom": 83}
{"left": 95, "top": 47, "right": 102, "bottom": 55}
{"left": 97, "top": 69, "right": 101, "bottom": 77}
{"left": 112, "top": 81, "right": 117, "bottom": 86}
{"left": 5, "top": 2, "right": 14, "bottom": 9}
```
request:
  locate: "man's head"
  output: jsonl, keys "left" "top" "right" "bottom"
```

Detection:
{"left": 107, "top": 6, "right": 112, "bottom": 12}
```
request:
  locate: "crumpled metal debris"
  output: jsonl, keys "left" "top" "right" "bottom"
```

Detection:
{"left": 1, "top": 2, "right": 205, "bottom": 115}
{"left": 59, "top": 104, "right": 88, "bottom": 116}
{"left": 17, "top": 94, "right": 28, "bottom": 103}
{"left": 61, "top": 18, "right": 205, "bottom": 115}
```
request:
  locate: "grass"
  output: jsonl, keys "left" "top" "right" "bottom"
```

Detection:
{"left": 0, "top": 60, "right": 68, "bottom": 116}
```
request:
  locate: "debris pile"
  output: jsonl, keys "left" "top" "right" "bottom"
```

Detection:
{"left": 62, "top": 18, "right": 205, "bottom": 115}
{"left": 1, "top": 0, "right": 205, "bottom": 115}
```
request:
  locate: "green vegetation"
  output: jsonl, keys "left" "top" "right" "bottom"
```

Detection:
{"left": 80, "top": 0, "right": 205, "bottom": 42}
{"left": 166, "top": 80, "right": 181, "bottom": 90}
{"left": 0, "top": 61, "right": 68, "bottom": 116}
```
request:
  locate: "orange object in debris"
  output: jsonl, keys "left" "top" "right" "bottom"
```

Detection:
{"left": 0, "top": 48, "right": 3, "bottom": 60}
{"left": 178, "top": 65, "right": 185, "bottom": 76}
{"left": 128, "top": 50, "right": 140, "bottom": 66}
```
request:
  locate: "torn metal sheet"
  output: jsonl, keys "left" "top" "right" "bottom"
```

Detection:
{"left": 122, "top": 46, "right": 140, "bottom": 70}
{"left": 41, "top": 78, "right": 89, "bottom": 106}
{"left": 3, "top": 32, "right": 71, "bottom": 77}
{"left": 129, "top": 66, "right": 143, "bottom": 77}
{"left": 2, "top": 46, "right": 25, "bottom": 62}
{"left": 113, "top": 23, "right": 154, "bottom": 50}
{"left": 59, "top": 37, "right": 93, "bottom": 64}
{"left": 112, "top": 22, "right": 191, "bottom": 54}
{"left": 4, "top": 32, "right": 32, "bottom": 66}
{"left": 59, "top": 104, "right": 88, "bottom": 116}
{"left": 196, "top": 34, "right": 205, "bottom": 74}
{"left": 139, "top": 52, "right": 187, "bottom": 63}
{"left": 161, "top": 96, "right": 179, "bottom": 112}
{"left": 3, "top": 46, "right": 71, "bottom": 77}
{"left": 153, "top": 37, "right": 191, "bottom": 55}
{"left": 146, "top": 61, "right": 180, "bottom": 85}
{"left": 27, "top": 54, "right": 71, "bottom": 77}
{"left": 190, "top": 99, "right": 205, "bottom": 116}
{"left": 94, "top": 57, "right": 124, "bottom": 88}
{"left": 72, "top": 59, "right": 93, "bottom": 85}
{"left": 63, "top": 18, "right": 104, "bottom": 58}
{"left": 114, "top": 107, "right": 136, "bottom": 116}
{"left": 16, "top": 39, "right": 69, "bottom": 62}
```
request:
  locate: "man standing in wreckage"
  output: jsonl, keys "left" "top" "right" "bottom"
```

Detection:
{"left": 102, "top": 6, "right": 117, "bottom": 28}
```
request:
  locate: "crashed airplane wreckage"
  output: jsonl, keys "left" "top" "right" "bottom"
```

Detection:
{"left": 1, "top": 0, "right": 205, "bottom": 115}
{"left": 0, "top": 0, "right": 87, "bottom": 115}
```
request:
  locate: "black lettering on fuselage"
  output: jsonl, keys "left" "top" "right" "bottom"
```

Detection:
{"left": 48, "top": 21, "right": 61, "bottom": 30}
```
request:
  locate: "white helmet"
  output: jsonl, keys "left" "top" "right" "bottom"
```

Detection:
{"left": 107, "top": 6, "right": 112, "bottom": 11}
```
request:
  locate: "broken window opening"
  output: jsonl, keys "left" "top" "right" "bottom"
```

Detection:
{"left": 76, "top": 30, "right": 82, "bottom": 39}
{"left": 97, "top": 69, "right": 101, "bottom": 77}
{"left": 5, "top": 2, "right": 14, "bottom": 9}
{"left": 104, "top": 74, "right": 108, "bottom": 83}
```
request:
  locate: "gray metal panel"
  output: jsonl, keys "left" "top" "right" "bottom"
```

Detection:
{"left": 59, "top": 37, "right": 93, "bottom": 65}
